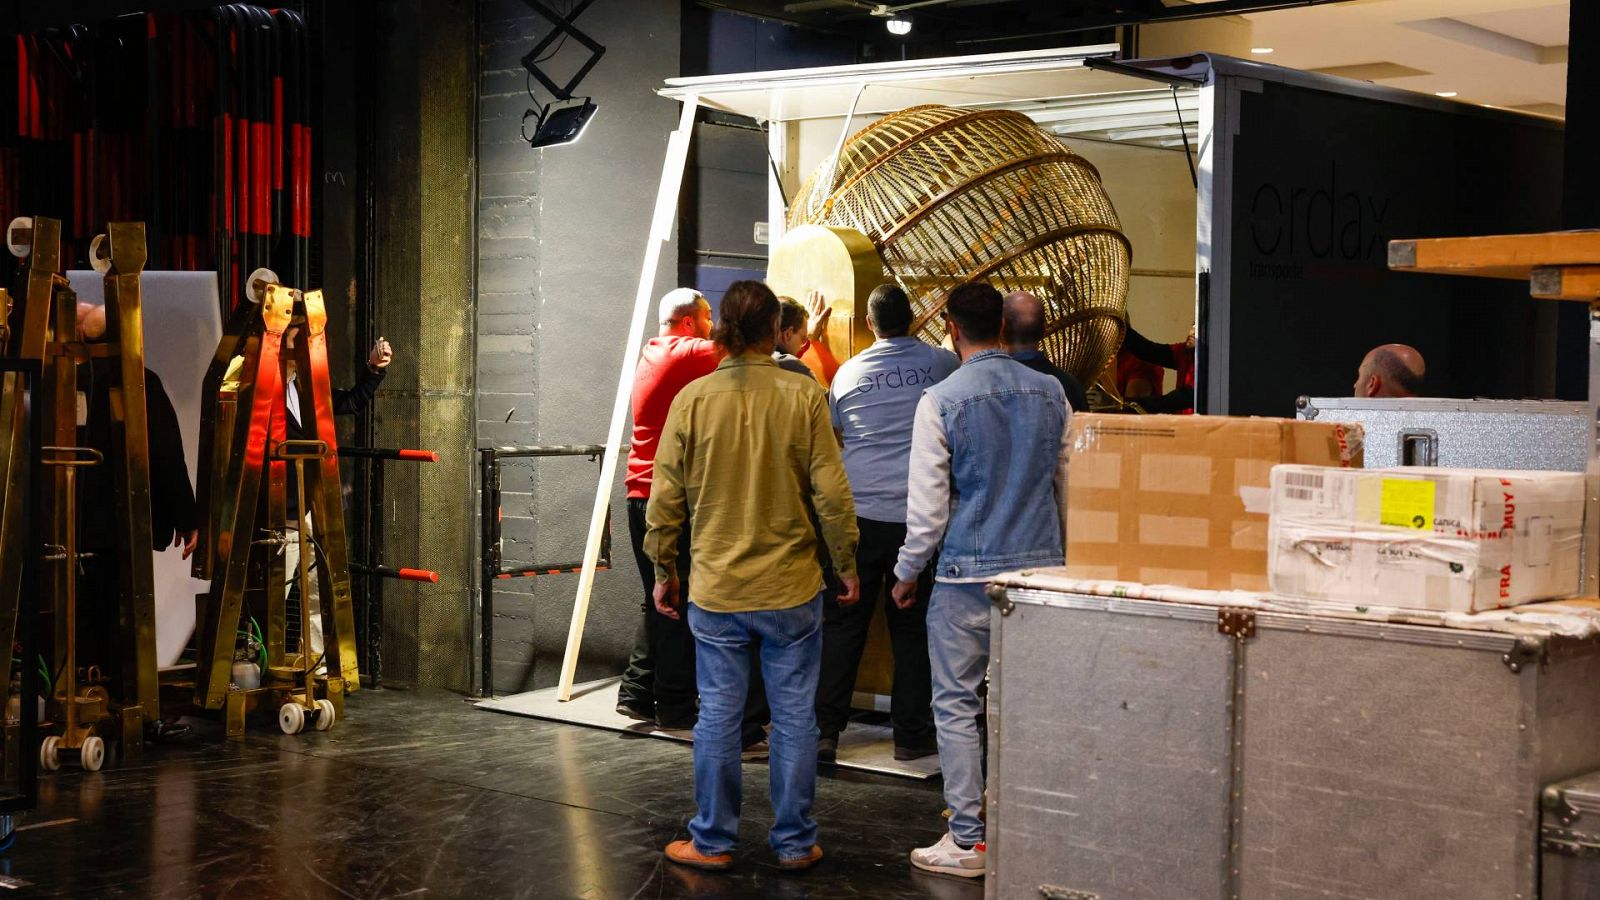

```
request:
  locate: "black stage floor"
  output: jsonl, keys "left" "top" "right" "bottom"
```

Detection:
{"left": 8, "top": 687, "right": 982, "bottom": 899}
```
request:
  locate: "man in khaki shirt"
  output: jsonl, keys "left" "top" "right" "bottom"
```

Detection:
{"left": 647, "top": 280, "right": 860, "bottom": 873}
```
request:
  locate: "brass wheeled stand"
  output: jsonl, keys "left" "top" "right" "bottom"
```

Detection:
{"left": 265, "top": 440, "right": 338, "bottom": 736}
{"left": 38, "top": 447, "right": 108, "bottom": 773}
{"left": 0, "top": 216, "right": 159, "bottom": 771}
{"left": 188, "top": 271, "right": 357, "bottom": 738}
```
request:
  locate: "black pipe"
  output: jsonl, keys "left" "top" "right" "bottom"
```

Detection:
{"left": 478, "top": 448, "right": 499, "bottom": 698}
{"left": 338, "top": 446, "right": 438, "bottom": 462}
{"left": 351, "top": 0, "right": 382, "bottom": 688}
{"left": 351, "top": 563, "right": 438, "bottom": 583}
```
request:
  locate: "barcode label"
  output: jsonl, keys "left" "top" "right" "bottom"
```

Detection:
{"left": 1281, "top": 471, "right": 1326, "bottom": 505}
{"left": 1285, "top": 472, "right": 1324, "bottom": 489}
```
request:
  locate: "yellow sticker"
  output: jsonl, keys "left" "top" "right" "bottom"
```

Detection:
{"left": 1380, "top": 478, "right": 1435, "bottom": 530}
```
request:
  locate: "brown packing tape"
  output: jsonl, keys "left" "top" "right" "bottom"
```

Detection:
{"left": 1067, "top": 542, "right": 1266, "bottom": 570}
{"left": 1232, "top": 519, "right": 1268, "bottom": 552}
{"left": 1139, "top": 513, "right": 1212, "bottom": 547}
{"left": 1138, "top": 453, "right": 1215, "bottom": 494}
{"left": 1071, "top": 449, "right": 1121, "bottom": 490}
{"left": 1230, "top": 572, "right": 1270, "bottom": 591}
{"left": 1071, "top": 486, "right": 1233, "bottom": 519}
{"left": 1139, "top": 567, "right": 1211, "bottom": 585}
{"left": 1068, "top": 539, "right": 1268, "bottom": 582}
{"left": 1066, "top": 508, "right": 1118, "bottom": 544}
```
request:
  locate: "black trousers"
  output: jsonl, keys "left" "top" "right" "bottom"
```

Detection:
{"left": 814, "top": 516, "right": 934, "bottom": 747}
{"left": 76, "top": 551, "right": 124, "bottom": 695}
{"left": 619, "top": 498, "right": 697, "bottom": 723}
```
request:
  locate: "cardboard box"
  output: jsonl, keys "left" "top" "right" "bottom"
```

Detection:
{"left": 1064, "top": 414, "right": 1363, "bottom": 591}
{"left": 1268, "top": 466, "right": 1585, "bottom": 613}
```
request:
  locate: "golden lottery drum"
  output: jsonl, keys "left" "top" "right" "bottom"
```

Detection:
{"left": 788, "top": 105, "right": 1130, "bottom": 383}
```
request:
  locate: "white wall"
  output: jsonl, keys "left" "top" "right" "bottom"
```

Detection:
{"left": 1065, "top": 139, "right": 1199, "bottom": 390}
{"left": 67, "top": 270, "right": 221, "bottom": 667}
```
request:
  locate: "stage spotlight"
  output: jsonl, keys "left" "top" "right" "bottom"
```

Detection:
{"left": 523, "top": 98, "right": 598, "bottom": 149}
{"left": 517, "top": 0, "right": 605, "bottom": 150}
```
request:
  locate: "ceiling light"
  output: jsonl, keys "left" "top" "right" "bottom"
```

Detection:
{"left": 1251, "top": 47, "right": 1274, "bottom": 54}
{"left": 1435, "top": 91, "right": 1458, "bottom": 98}
{"left": 886, "top": 16, "right": 912, "bottom": 36}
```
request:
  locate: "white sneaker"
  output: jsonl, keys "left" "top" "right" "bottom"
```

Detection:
{"left": 909, "top": 832, "right": 985, "bottom": 878}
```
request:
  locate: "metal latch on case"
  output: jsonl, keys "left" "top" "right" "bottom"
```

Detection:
{"left": 987, "top": 583, "right": 1015, "bottom": 616}
{"left": 1217, "top": 608, "right": 1256, "bottom": 639}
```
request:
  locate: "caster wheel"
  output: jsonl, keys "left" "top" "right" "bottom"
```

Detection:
{"left": 88, "top": 233, "right": 110, "bottom": 274}
{"left": 6, "top": 216, "right": 32, "bottom": 258}
{"left": 39, "top": 735, "right": 60, "bottom": 772}
{"left": 314, "top": 699, "right": 336, "bottom": 732}
{"left": 278, "top": 702, "right": 305, "bottom": 735}
{"left": 245, "top": 267, "right": 279, "bottom": 305}
{"left": 80, "top": 736, "right": 105, "bottom": 772}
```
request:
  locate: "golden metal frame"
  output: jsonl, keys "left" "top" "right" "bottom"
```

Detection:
{"left": 0, "top": 218, "right": 159, "bottom": 770}
{"left": 102, "top": 224, "right": 159, "bottom": 722}
{"left": 787, "top": 104, "right": 1132, "bottom": 382}
{"left": 190, "top": 280, "right": 357, "bottom": 735}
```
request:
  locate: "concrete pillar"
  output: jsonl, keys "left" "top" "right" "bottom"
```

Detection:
{"left": 370, "top": 0, "right": 478, "bottom": 690}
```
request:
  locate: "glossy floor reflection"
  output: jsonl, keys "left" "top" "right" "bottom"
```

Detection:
{"left": 7, "top": 687, "right": 983, "bottom": 899}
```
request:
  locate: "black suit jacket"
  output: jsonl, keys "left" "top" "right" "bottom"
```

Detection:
{"left": 78, "top": 360, "right": 198, "bottom": 551}
{"left": 284, "top": 365, "right": 386, "bottom": 514}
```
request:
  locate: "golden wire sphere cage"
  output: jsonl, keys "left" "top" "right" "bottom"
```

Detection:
{"left": 787, "top": 105, "right": 1130, "bottom": 383}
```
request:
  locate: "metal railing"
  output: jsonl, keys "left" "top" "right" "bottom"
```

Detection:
{"left": 478, "top": 444, "right": 615, "bottom": 697}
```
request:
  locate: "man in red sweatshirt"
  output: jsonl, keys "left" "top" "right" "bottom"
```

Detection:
{"left": 618, "top": 288, "right": 719, "bottom": 729}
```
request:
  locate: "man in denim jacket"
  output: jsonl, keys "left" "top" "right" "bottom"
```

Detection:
{"left": 891, "top": 281, "right": 1071, "bottom": 878}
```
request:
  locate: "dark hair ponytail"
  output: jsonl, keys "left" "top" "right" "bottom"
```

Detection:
{"left": 713, "top": 280, "right": 780, "bottom": 356}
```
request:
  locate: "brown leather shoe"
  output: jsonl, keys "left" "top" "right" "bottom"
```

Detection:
{"left": 778, "top": 844, "right": 824, "bottom": 871}
{"left": 665, "top": 839, "right": 733, "bottom": 871}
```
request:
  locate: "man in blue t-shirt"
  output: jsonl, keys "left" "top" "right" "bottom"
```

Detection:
{"left": 815, "top": 284, "right": 959, "bottom": 762}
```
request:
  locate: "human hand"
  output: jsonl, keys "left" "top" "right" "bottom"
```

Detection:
{"left": 891, "top": 578, "right": 919, "bottom": 609}
{"left": 177, "top": 529, "right": 199, "bottom": 560}
{"left": 368, "top": 336, "right": 393, "bottom": 372}
{"left": 653, "top": 577, "right": 682, "bottom": 619}
{"left": 805, "top": 290, "right": 832, "bottom": 343}
{"left": 835, "top": 574, "right": 860, "bottom": 607}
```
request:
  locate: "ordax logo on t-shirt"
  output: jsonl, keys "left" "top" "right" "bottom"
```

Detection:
{"left": 852, "top": 366, "right": 938, "bottom": 393}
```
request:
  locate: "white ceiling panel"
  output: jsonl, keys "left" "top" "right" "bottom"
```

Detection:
{"left": 1246, "top": 0, "right": 1567, "bottom": 117}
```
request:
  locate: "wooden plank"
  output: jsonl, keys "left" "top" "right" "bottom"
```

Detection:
{"left": 1530, "top": 266, "right": 1600, "bottom": 301}
{"left": 557, "top": 96, "right": 700, "bottom": 703}
{"left": 1388, "top": 232, "right": 1600, "bottom": 279}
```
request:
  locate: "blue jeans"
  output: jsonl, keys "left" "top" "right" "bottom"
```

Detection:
{"left": 687, "top": 594, "right": 823, "bottom": 860}
{"left": 928, "top": 581, "right": 991, "bottom": 847}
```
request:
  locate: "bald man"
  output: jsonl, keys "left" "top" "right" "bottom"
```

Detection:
{"left": 1354, "top": 344, "right": 1425, "bottom": 398}
{"left": 1002, "top": 291, "right": 1087, "bottom": 413}
{"left": 620, "top": 288, "right": 721, "bottom": 730}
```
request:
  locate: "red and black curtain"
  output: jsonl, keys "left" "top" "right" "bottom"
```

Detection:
{"left": 1, "top": 4, "right": 316, "bottom": 315}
